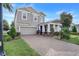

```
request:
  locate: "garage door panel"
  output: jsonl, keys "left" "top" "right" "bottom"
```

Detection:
{"left": 20, "top": 27, "right": 36, "bottom": 35}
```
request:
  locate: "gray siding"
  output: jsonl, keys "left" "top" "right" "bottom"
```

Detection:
{"left": 27, "top": 13, "right": 33, "bottom": 26}
{"left": 15, "top": 10, "right": 45, "bottom": 32}
{"left": 17, "top": 11, "right": 22, "bottom": 22}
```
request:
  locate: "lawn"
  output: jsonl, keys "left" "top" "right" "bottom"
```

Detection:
{"left": 4, "top": 38, "right": 40, "bottom": 56}
{"left": 64, "top": 34, "right": 79, "bottom": 45}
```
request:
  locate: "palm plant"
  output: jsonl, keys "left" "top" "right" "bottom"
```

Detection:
{"left": 0, "top": 3, "right": 13, "bottom": 55}
{"left": 2, "top": 3, "right": 13, "bottom": 12}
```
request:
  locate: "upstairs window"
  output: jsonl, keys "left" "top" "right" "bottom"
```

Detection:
{"left": 33, "top": 15, "right": 38, "bottom": 22}
{"left": 22, "top": 12, "right": 27, "bottom": 20}
{"left": 35, "top": 18, "right": 37, "bottom": 21}
{"left": 34, "top": 17, "right": 38, "bottom": 22}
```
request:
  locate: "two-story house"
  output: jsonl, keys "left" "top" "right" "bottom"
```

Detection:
{"left": 14, "top": 7, "right": 79, "bottom": 35}
{"left": 14, "top": 7, "right": 45, "bottom": 35}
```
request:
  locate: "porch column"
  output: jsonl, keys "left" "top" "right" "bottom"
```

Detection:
{"left": 42, "top": 25, "right": 45, "bottom": 33}
{"left": 38, "top": 25, "right": 41, "bottom": 35}
{"left": 38, "top": 25, "right": 40, "bottom": 30}
{"left": 47, "top": 24, "right": 50, "bottom": 35}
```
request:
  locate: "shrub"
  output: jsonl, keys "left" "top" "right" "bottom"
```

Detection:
{"left": 36, "top": 30, "right": 41, "bottom": 34}
{"left": 60, "top": 27, "right": 70, "bottom": 40}
{"left": 8, "top": 26, "right": 17, "bottom": 39}
{"left": 70, "top": 32, "right": 79, "bottom": 35}
{"left": 16, "top": 32, "right": 21, "bottom": 36}
{"left": 63, "top": 33, "right": 70, "bottom": 39}
{"left": 7, "top": 31, "right": 9, "bottom": 35}
{"left": 72, "top": 26, "right": 77, "bottom": 32}
{"left": 54, "top": 32, "right": 59, "bottom": 36}
{"left": 3, "top": 34, "right": 12, "bottom": 41}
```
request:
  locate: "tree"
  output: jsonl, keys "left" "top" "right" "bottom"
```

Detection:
{"left": 8, "top": 21, "right": 16, "bottom": 39}
{"left": 2, "top": 3, "right": 13, "bottom": 27}
{"left": 8, "top": 26, "right": 16, "bottom": 39}
{"left": 60, "top": 12, "right": 73, "bottom": 27}
{"left": 60, "top": 12, "right": 73, "bottom": 40}
{"left": 72, "top": 26, "right": 77, "bottom": 32}
{"left": 2, "top": 3, "right": 13, "bottom": 12}
{"left": 3, "top": 19, "right": 9, "bottom": 30}
{"left": 11, "top": 21, "right": 15, "bottom": 27}
{"left": 0, "top": 3, "right": 13, "bottom": 54}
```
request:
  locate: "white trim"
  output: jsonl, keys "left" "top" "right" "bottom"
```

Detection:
{"left": 47, "top": 24, "right": 50, "bottom": 32}
{"left": 20, "top": 26, "right": 36, "bottom": 27}
{"left": 17, "top": 10, "right": 23, "bottom": 12}
{"left": 14, "top": 13, "right": 17, "bottom": 30}
{"left": 42, "top": 25, "right": 45, "bottom": 32}
{"left": 22, "top": 11, "right": 27, "bottom": 20}
{"left": 19, "top": 26, "right": 20, "bottom": 32}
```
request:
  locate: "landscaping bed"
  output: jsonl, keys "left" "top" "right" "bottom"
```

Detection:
{"left": 64, "top": 35, "right": 79, "bottom": 45}
{"left": 4, "top": 37, "right": 40, "bottom": 56}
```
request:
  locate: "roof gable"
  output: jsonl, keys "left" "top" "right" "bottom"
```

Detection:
{"left": 17, "top": 7, "right": 46, "bottom": 16}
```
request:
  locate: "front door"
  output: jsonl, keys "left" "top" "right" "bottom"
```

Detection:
{"left": 40, "top": 26, "right": 42, "bottom": 35}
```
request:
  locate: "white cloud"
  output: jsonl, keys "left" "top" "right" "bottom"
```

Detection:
{"left": 68, "top": 10, "right": 74, "bottom": 14}
{"left": 26, "top": 3, "right": 34, "bottom": 7}
{"left": 12, "top": 3, "right": 16, "bottom": 8}
{"left": 16, "top": 3, "right": 35, "bottom": 8}
{"left": 3, "top": 11, "right": 15, "bottom": 19}
{"left": 73, "top": 18, "right": 79, "bottom": 24}
{"left": 68, "top": 10, "right": 78, "bottom": 18}
{"left": 45, "top": 17, "right": 59, "bottom": 22}
{"left": 56, "top": 10, "right": 78, "bottom": 18}
{"left": 56, "top": 10, "right": 64, "bottom": 15}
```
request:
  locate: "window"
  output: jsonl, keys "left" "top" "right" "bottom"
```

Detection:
{"left": 50, "top": 24, "right": 54, "bottom": 32}
{"left": 35, "top": 18, "right": 37, "bottom": 21}
{"left": 33, "top": 16, "right": 38, "bottom": 22}
{"left": 22, "top": 12, "right": 27, "bottom": 20}
{"left": 44, "top": 25, "right": 48, "bottom": 33}
{"left": 60, "top": 25, "right": 62, "bottom": 28}
{"left": 34, "top": 17, "right": 38, "bottom": 22}
{"left": 55, "top": 25, "right": 58, "bottom": 27}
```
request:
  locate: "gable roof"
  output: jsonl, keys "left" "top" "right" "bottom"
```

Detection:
{"left": 39, "top": 12, "right": 46, "bottom": 16}
{"left": 51, "top": 19, "right": 61, "bottom": 23}
{"left": 18, "top": 7, "right": 38, "bottom": 13}
{"left": 46, "top": 19, "right": 61, "bottom": 23}
{"left": 17, "top": 7, "right": 46, "bottom": 16}
{"left": 39, "top": 19, "right": 61, "bottom": 25}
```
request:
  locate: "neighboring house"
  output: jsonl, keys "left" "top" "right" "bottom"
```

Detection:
{"left": 75, "top": 24, "right": 79, "bottom": 33}
{"left": 14, "top": 7, "right": 79, "bottom": 35}
{"left": 14, "top": 7, "right": 45, "bottom": 35}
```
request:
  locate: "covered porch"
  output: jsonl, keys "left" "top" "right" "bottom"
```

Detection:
{"left": 37, "top": 22, "right": 61, "bottom": 36}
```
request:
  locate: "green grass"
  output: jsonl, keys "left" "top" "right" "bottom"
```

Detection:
{"left": 64, "top": 35, "right": 79, "bottom": 45}
{"left": 4, "top": 38, "right": 40, "bottom": 56}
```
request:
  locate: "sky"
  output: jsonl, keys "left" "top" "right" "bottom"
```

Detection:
{"left": 3, "top": 3, "right": 79, "bottom": 25}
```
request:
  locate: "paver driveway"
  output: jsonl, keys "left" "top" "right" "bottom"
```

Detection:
{"left": 22, "top": 35, "right": 79, "bottom": 56}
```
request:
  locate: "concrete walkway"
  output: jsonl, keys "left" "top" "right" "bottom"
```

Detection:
{"left": 22, "top": 35, "right": 79, "bottom": 56}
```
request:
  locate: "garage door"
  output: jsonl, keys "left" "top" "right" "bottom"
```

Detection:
{"left": 20, "top": 27, "right": 36, "bottom": 35}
